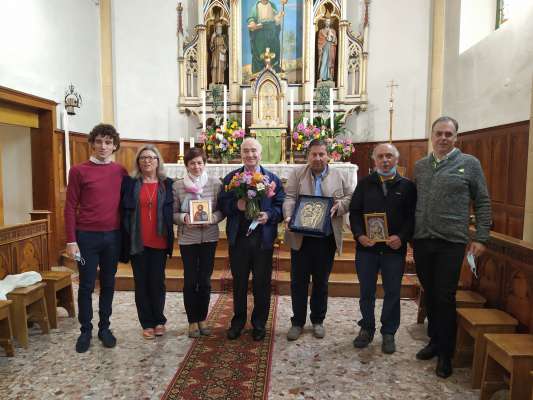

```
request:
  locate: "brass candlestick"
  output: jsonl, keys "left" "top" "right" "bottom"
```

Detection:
{"left": 289, "top": 129, "right": 294, "bottom": 163}
{"left": 280, "top": 130, "right": 287, "bottom": 164}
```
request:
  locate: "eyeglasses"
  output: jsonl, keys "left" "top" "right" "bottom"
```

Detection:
{"left": 139, "top": 156, "right": 158, "bottom": 162}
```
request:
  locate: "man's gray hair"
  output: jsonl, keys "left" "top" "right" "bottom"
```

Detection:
{"left": 431, "top": 116, "right": 459, "bottom": 133}
{"left": 241, "top": 137, "right": 262, "bottom": 154}
{"left": 371, "top": 143, "right": 400, "bottom": 160}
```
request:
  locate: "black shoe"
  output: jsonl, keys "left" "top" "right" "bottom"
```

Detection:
{"left": 226, "top": 326, "right": 242, "bottom": 340}
{"left": 416, "top": 342, "right": 438, "bottom": 360}
{"left": 436, "top": 356, "right": 452, "bottom": 378}
{"left": 75, "top": 332, "right": 91, "bottom": 353}
{"left": 252, "top": 328, "right": 266, "bottom": 341}
{"left": 381, "top": 334, "right": 396, "bottom": 354}
{"left": 98, "top": 329, "right": 117, "bottom": 348}
{"left": 353, "top": 329, "right": 374, "bottom": 349}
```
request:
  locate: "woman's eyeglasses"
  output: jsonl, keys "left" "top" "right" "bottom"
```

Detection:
{"left": 139, "top": 156, "right": 158, "bottom": 162}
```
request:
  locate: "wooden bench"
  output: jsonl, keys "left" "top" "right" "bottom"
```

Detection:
{"left": 7, "top": 282, "right": 50, "bottom": 348}
{"left": 481, "top": 334, "right": 533, "bottom": 400}
{"left": 416, "top": 288, "right": 486, "bottom": 323}
{"left": 0, "top": 300, "right": 15, "bottom": 356}
{"left": 454, "top": 308, "right": 518, "bottom": 388}
{"left": 41, "top": 270, "right": 75, "bottom": 329}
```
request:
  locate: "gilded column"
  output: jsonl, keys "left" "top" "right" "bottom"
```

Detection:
{"left": 523, "top": 75, "right": 533, "bottom": 241}
{"left": 304, "top": 0, "right": 314, "bottom": 101}
{"left": 99, "top": 0, "right": 114, "bottom": 124}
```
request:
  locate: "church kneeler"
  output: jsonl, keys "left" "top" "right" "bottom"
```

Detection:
{"left": 41, "top": 270, "right": 76, "bottom": 329}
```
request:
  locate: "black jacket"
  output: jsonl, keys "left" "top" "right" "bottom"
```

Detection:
{"left": 120, "top": 176, "right": 175, "bottom": 262}
{"left": 349, "top": 172, "right": 416, "bottom": 255}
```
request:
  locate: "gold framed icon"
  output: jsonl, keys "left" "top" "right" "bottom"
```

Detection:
{"left": 364, "top": 212, "right": 389, "bottom": 242}
{"left": 189, "top": 199, "right": 212, "bottom": 224}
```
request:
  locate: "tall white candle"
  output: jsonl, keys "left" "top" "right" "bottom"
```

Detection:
{"left": 330, "top": 88, "right": 334, "bottom": 133}
{"left": 310, "top": 96, "right": 314, "bottom": 126}
{"left": 242, "top": 88, "right": 246, "bottom": 131}
{"left": 190, "top": 137, "right": 195, "bottom": 149}
{"left": 223, "top": 84, "right": 227, "bottom": 128}
{"left": 202, "top": 90, "right": 206, "bottom": 132}
{"left": 290, "top": 89, "right": 294, "bottom": 132}
{"left": 179, "top": 137, "right": 185, "bottom": 156}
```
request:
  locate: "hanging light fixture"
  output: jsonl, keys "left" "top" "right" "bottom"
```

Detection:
{"left": 64, "top": 84, "right": 82, "bottom": 115}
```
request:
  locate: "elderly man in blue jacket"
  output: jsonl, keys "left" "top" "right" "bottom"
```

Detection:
{"left": 218, "top": 137, "right": 285, "bottom": 341}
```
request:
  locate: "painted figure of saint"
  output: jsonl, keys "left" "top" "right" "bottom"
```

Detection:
{"left": 210, "top": 22, "right": 228, "bottom": 84}
{"left": 317, "top": 16, "right": 337, "bottom": 82}
{"left": 247, "top": 0, "right": 285, "bottom": 73}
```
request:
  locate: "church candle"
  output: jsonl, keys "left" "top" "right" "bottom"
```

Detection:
{"left": 290, "top": 89, "right": 294, "bottom": 131}
{"left": 330, "top": 88, "right": 334, "bottom": 133}
{"left": 242, "top": 89, "right": 246, "bottom": 131}
{"left": 310, "top": 96, "right": 314, "bottom": 125}
{"left": 223, "top": 85, "right": 227, "bottom": 127}
{"left": 179, "top": 137, "right": 185, "bottom": 156}
{"left": 190, "top": 137, "right": 194, "bottom": 149}
{"left": 202, "top": 90, "right": 206, "bottom": 132}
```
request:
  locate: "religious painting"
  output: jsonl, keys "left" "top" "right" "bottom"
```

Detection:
{"left": 315, "top": 4, "right": 339, "bottom": 85}
{"left": 364, "top": 213, "right": 389, "bottom": 242}
{"left": 242, "top": 0, "right": 303, "bottom": 83}
{"left": 289, "top": 195, "right": 333, "bottom": 237}
{"left": 189, "top": 199, "right": 212, "bottom": 224}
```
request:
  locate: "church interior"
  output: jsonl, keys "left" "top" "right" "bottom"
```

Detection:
{"left": 1, "top": 0, "right": 533, "bottom": 399}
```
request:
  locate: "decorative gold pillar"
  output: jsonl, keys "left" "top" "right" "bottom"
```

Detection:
{"left": 230, "top": 0, "right": 241, "bottom": 102}
{"left": 427, "top": 0, "right": 446, "bottom": 153}
{"left": 197, "top": 24, "right": 207, "bottom": 93}
{"left": 523, "top": 75, "right": 533, "bottom": 242}
{"left": 337, "top": 20, "right": 349, "bottom": 99}
{"left": 100, "top": 0, "right": 115, "bottom": 124}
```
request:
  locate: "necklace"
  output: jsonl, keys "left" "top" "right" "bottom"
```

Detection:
{"left": 144, "top": 183, "right": 158, "bottom": 221}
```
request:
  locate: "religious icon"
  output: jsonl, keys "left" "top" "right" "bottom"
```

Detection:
{"left": 210, "top": 21, "right": 228, "bottom": 84}
{"left": 317, "top": 10, "right": 337, "bottom": 82}
{"left": 364, "top": 213, "right": 389, "bottom": 242}
{"left": 189, "top": 199, "right": 212, "bottom": 224}
{"left": 19, "top": 241, "right": 40, "bottom": 272}
{"left": 289, "top": 195, "right": 333, "bottom": 237}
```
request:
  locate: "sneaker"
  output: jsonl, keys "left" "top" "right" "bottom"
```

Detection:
{"left": 154, "top": 325, "right": 166, "bottom": 337}
{"left": 98, "top": 329, "right": 117, "bottom": 348}
{"left": 381, "top": 334, "right": 396, "bottom": 354}
{"left": 143, "top": 328, "right": 155, "bottom": 340}
{"left": 287, "top": 325, "right": 303, "bottom": 341}
{"left": 312, "top": 324, "right": 326, "bottom": 339}
{"left": 353, "top": 329, "right": 374, "bottom": 348}
{"left": 198, "top": 321, "right": 211, "bottom": 336}
{"left": 75, "top": 332, "right": 91, "bottom": 353}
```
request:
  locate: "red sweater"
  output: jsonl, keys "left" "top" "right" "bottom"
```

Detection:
{"left": 65, "top": 161, "right": 127, "bottom": 242}
{"left": 140, "top": 182, "right": 167, "bottom": 249}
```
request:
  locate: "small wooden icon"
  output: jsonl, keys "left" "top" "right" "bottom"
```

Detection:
{"left": 189, "top": 199, "right": 212, "bottom": 224}
{"left": 364, "top": 212, "right": 389, "bottom": 242}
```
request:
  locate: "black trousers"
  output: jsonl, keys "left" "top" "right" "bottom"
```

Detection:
{"left": 228, "top": 233, "right": 273, "bottom": 331}
{"left": 290, "top": 235, "right": 337, "bottom": 327}
{"left": 413, "top": 239, "right": 466, "bottom": 358}
{"left": 180, "top": 242, "right": 217, "bottom": 323}
{"left": 130, "top": 247, "right": 168, "bottom": 329}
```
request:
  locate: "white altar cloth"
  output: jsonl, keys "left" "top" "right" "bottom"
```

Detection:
{"left": 166, "top": 163, "right": 358, "bottom": 190}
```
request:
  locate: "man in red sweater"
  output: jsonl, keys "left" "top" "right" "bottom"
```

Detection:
{"left": 65, "top": 124, "right": 127, "bottom": 353}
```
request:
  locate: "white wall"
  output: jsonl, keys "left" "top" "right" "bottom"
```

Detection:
{"left": 443, "top": 1, "right": 533, "bottom": 132}
{"left": 459, "top": 0, "right": 496, "bottom": 53}
{"left": 345, "top": 0, "right": 432, "bottom": 142}
{"left": 0, "top": 0, "right": 101, "bottom": 133}
{"left": 113, "top": 0, "right": 193, "bottom": 141}
{"left": 0, "top": 125, "right": 33, "bottom": 225}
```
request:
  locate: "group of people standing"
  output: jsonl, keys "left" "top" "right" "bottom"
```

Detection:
{"left": 65, "top": 116, "right": 491, "bottom": 380}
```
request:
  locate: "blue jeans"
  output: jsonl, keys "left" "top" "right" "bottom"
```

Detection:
{"left": 76, "top": 230, "right": 120, "bottom": 334}
{"left": 355, "top": 251, "right": 405, "bottom": 335}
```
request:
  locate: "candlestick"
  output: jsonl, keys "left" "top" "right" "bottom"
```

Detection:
{"left": 202, "top": 90, "right": 206, "bottom": 132}
{"left": 179, "top": 137, "right": 185, "bottom": 163}
{"left": 310, "top": 94, "right": 314, "bottom": 125}
{"left": 223, "top": 84, "right": 227, "bottom": 128}
{"left": 329, "top": 88, "right": 334, "bottom": 133}
{"left": 242, "top": 88, "right": 246, "bottom": 132}
{"left": 190, "top": 137, "right": 195, "bottom": 149}
{"left": 290, "top": 89, "right": 294, "bottom": 132}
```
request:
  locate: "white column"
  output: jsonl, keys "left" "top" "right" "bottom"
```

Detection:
{"left": 202, "top": 90, "right": 207, "bottom": 131}
{"left": 330, "top": 88, "right": 334, "bottom": 132}
{"left": 223, "top": 84, "right": 228, "bottom": 127}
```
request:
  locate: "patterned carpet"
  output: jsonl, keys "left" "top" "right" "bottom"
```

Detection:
{"left": 162, "top": 293, "right": 278, "bottom": 400}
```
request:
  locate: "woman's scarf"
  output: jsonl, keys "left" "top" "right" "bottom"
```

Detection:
{"left": 181, "top": 171, "right": 208, "bottom": 213}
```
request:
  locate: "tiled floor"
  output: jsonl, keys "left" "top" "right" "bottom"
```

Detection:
{"left": 0, "top": 288, "right": 479, "bottom": 400}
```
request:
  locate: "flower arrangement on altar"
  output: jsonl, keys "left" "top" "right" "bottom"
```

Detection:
{"left": 225, "top": 170, "right": 277, "bottom": 220}
{"left": 327, "top": 138, "right": 355, "bottom": 162}
{"left": 291, "top": 123, "right": 328, "bottom": 152}
{"left": 199, "top": 117, "right": 245, "bottom": 162}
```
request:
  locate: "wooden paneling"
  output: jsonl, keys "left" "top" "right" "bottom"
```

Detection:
{"left": 467, "top": 231, "right": 533, "bottom": 333}
{"left": 352, "top": 139, "right": 428, "bottom": 180}
{"left": 0, "top": 142, "right": 3, "bottom": 226}
{"left": 457, "top": 121, "right": 529, "bottom": 239}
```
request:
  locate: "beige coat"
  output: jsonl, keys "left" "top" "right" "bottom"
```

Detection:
{"left": 283, "top": 164, "right": 352, "bottom": 254}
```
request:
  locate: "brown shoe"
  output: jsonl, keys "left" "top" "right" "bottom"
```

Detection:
{"left": 154, "top": 325, "right": 166, "bottom": 337}
{"left": 143, "top": 328, "right": 155, "bottom": 340}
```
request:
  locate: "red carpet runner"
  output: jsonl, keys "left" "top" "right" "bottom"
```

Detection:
{"left": 161, "top": 293, "right": 278, "bottom": 400}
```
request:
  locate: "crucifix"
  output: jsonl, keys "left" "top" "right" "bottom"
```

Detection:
{"left": 386, "top": 79, "right": 399, "bottom": 143}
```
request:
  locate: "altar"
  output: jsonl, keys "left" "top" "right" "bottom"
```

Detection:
{"left": 166, "top": 162, "right": 358, "bottom": 190}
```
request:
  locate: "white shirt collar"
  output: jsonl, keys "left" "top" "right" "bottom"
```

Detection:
{"left": 90, "top": 156, "right": 112, "bottom": 165}
{"left": 433, "top": 147, "right": 457, "bottom": 163}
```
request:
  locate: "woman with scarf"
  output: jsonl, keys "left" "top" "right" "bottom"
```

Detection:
{"left": 173, "top": 147, "right": 224, "bottom": 338}
{"left": 121, "top": 145, "right": 174, "bottom": 340}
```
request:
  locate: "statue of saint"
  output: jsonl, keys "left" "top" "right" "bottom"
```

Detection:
{"left": 317, "top": 16, "right": 337, "bottom": 82}
{"left": 210, "top": 22, "right": 228, "bottom": 84}
{"left": 247, "top": 0, "right": 285, "bottom": 74}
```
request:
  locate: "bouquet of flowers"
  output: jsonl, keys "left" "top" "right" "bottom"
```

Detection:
{"left": 199, "top": 117, "right": 245, "bottom": 162}
{"left": 225, "top": 170, "right": 277, "bottom": 220}
{"left": 327, "top": 138, "right": 355, "bottom": 162}
{"left": 291, "top": 123, "right": 330, "bottom": 152}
